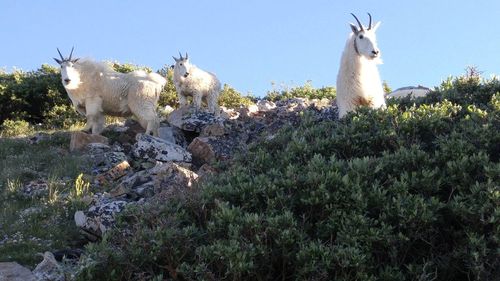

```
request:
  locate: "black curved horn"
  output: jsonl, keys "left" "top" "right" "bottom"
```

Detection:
{"left": 351, "top": 13, "right": 364, "bottom": 31}
{"left": 185, "top": 52, "right": 188, "bottom": 60}
{"left": 57, "top": 48, "right": 65, "bottom": 60}
{"left": 368, "top": 13, "right": 373, "bottom": 30}
{"left": 69, "top": 47, "right": 74, "bottom": 61}
{"left": 179, "top": 52, "right": 183, "bottom": 60}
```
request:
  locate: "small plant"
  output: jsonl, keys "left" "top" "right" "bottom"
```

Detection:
{"left": 0, "top": 119, "right": 34, "bottom": 137}
{"left": 72, "top": 173, "right": 90, "bottom": 199}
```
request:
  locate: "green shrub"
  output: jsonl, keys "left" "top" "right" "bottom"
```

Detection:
{"left": 0, "top": 119, "right": 34, "bottom": 137}
{"left": 42, "top": 104, "right": 85, "bottom": 130}
{"left": 157, "top": 67, "right": 179, "bottom": 108}
{"left": 0, "top": 65, "right": 68, "bottom": 125}
{"left": 265, "top": 81, "right": 336, "bottom": 102}
{"left": 76, "top": 77, "right": 500, "bottom": 280}
{"left": 218, "top": 84, "right": 255, "bottom": 108}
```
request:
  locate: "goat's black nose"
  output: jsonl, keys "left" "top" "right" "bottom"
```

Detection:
{"left": 64, "top": 78, "right": 71, "bottom": 83}
{"left": 372, "top": 50, "right": 379, "bottom": 55}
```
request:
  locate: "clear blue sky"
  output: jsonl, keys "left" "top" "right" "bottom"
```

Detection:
{"left": 1, "top": 0, "right": 499, "bottom": 97}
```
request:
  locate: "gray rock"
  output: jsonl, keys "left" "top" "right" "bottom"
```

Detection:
{"left": 32, "top": 252, "right": 64, "bottom": 281}
{"left": 19, "top": 180, "right": 49, "bottom": 199}
{"left": 158, "top": 125, "right": 187, "bottom": 147}
{"left": 75, "top": 200, "right": 128, "bottom": 238}
{"left": 167, "top": 105, "right": 222, "bottom": 132}
{"left": 133, "top": 133, "right": 192, "bottom": 163}
{"left": 87, "top": 143, "right": 128, "bottom": 175}
{"left": 0, "top": 262, "right": 36, "bottom": 281}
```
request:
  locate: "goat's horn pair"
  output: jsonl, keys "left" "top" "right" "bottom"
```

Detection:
{"left": 351, "top": 13, "right": 373, "bottom": 31}
{"left": 57, "top": 48, "right": 64, "bottom": 61}
{"left": 69, "top": 47, "right": 74, "bottom": 61}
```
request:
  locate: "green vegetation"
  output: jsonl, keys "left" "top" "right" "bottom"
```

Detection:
{"left": 0, "top": 134, "right": 93, "bottom": 267}
{"left": 0, "top": 64, "right": 498, "bottom": 280}
{"left": 74, "top": 75, "right": 500, "bottom": 280}
{"left": 264, "top": 81, "right": 336, "bottom": 101}
{"left": 0, "top": 63, "right": 254, "bottom": 135}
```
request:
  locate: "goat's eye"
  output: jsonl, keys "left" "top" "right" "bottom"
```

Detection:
{"left": 180, "top": 63, "right": 183, "bottom": 66}
{"left": 359, "top": 35, "right": 364, "bottom": 39}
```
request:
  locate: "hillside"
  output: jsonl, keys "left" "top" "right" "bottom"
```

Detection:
{"left": 0, "top": 70, "right": 499, "bottom": 281}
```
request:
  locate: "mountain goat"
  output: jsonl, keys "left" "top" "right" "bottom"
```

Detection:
{"left": 54, "top": 48, "right": 166, "bottom": 136}
{"left": 336, "top": 13, "right": 386, "bottom": 118}
{"left": 172, "top": 53, "right": 221, "bottom": 115}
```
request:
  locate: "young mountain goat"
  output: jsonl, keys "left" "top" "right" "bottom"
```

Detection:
{"left": 54, "top": 48, "right": 166, "bottom": 136}
{"left": 336, "top": 13, "right": 386, "bottom": 118}
{"left": 172, "top": 53, "right": 221, "bottom": 115}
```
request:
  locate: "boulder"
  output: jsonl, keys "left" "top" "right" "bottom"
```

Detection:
{"left": 387, "top": 86, "right": 431, "bottom": 99}
{"left": 187, "top": 135, "right": 242, "bottom": 166}
{"left": 187, "top": 137, "right": 217, "bottom": 166}
{"left": 70, "top": 131, "right": 109, "bottom": 151}
{"left": 133, "top": 134, "right": 192, "bottom": 163}
{"left": 151, "top": 161, "right": 198, "bottom": 191}
{"left": 200, "top": 122, "right": 226, "bottom": 137}
{"left": 32, "top": 252, "right": 64, "bottom": 281}
{"left": 0, "top": 262, "right": 36, "bottom": 281}
{"left": 95, "top": 160, "right": 132, "bottom": 185}
{"left": 167, "top": 105, "right": 221, "bottom": 132}
{"left": 158, "top": 125, "right": 187, "bottom": 147}
{"left": 75, "top": 200, "right": 128, "bottom": 238}
{"left": 257, "top": 100, "right": 276, "bottom": 112}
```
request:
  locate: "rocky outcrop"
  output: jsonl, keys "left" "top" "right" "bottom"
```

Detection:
{"left": 167, "top": 105, "right": 223, "bottom": 132}
{"left": 72, "top": 98, "right": 338, "bottom": 240}
{"left": 0, "top": 262, "right": 36, "bottom": 281}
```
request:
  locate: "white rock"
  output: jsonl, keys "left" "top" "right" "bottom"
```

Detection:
{"left": 74, "top": 211, "right": 87, "bottom": 228}
{"left": 387, "top": 86, "right": 431, "bottom": 99}
{"left": 257, "top": 100, "right": 276, "bottom": 111}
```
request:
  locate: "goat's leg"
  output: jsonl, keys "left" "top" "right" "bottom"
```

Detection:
{"left": 193, "top": 92, "right": 203, "bottom": 113}
{"left": 84, "top": 97, "right": 104, "bottom": 135}
{"left": 207, "top": 91, "right": 220, "bottom": 117}
{"left": 178, "top": 94, "right": 188, "bottom": 107}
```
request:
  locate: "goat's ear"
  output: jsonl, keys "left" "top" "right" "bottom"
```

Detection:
{"left": 372, "top": 21, "right": 381, "bottom": 31}
{"left": 350, "top": 23, "right": 360, "bottom": 34}
{"left": 53, "top": 58, "right": 62, "bottom": 65}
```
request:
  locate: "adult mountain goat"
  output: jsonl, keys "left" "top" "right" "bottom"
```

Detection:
{"left": 172, "top": 53, "right": 221, "bottom": 115}
{"left": 336, "top": 13, "right": 386, "bottom": 118}
{"left": 54, "top": 48, "right": 166, "bottom": 136}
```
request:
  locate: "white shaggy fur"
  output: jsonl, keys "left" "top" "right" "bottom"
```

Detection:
{"left": 172, "top": 54, "right": 221, "bottom": 115}
{"left": 55, "top": 53, "right": 166, "bottom": 136}
{"left": 336, "top": 13, "right": 386, "bottom": 118}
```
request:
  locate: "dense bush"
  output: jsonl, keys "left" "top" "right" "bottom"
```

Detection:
{"left": 76, "top": 76, "right": 500, "bottom": 280}
{"left": 0, "top": 65, "right": 68, "bottom": 124}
